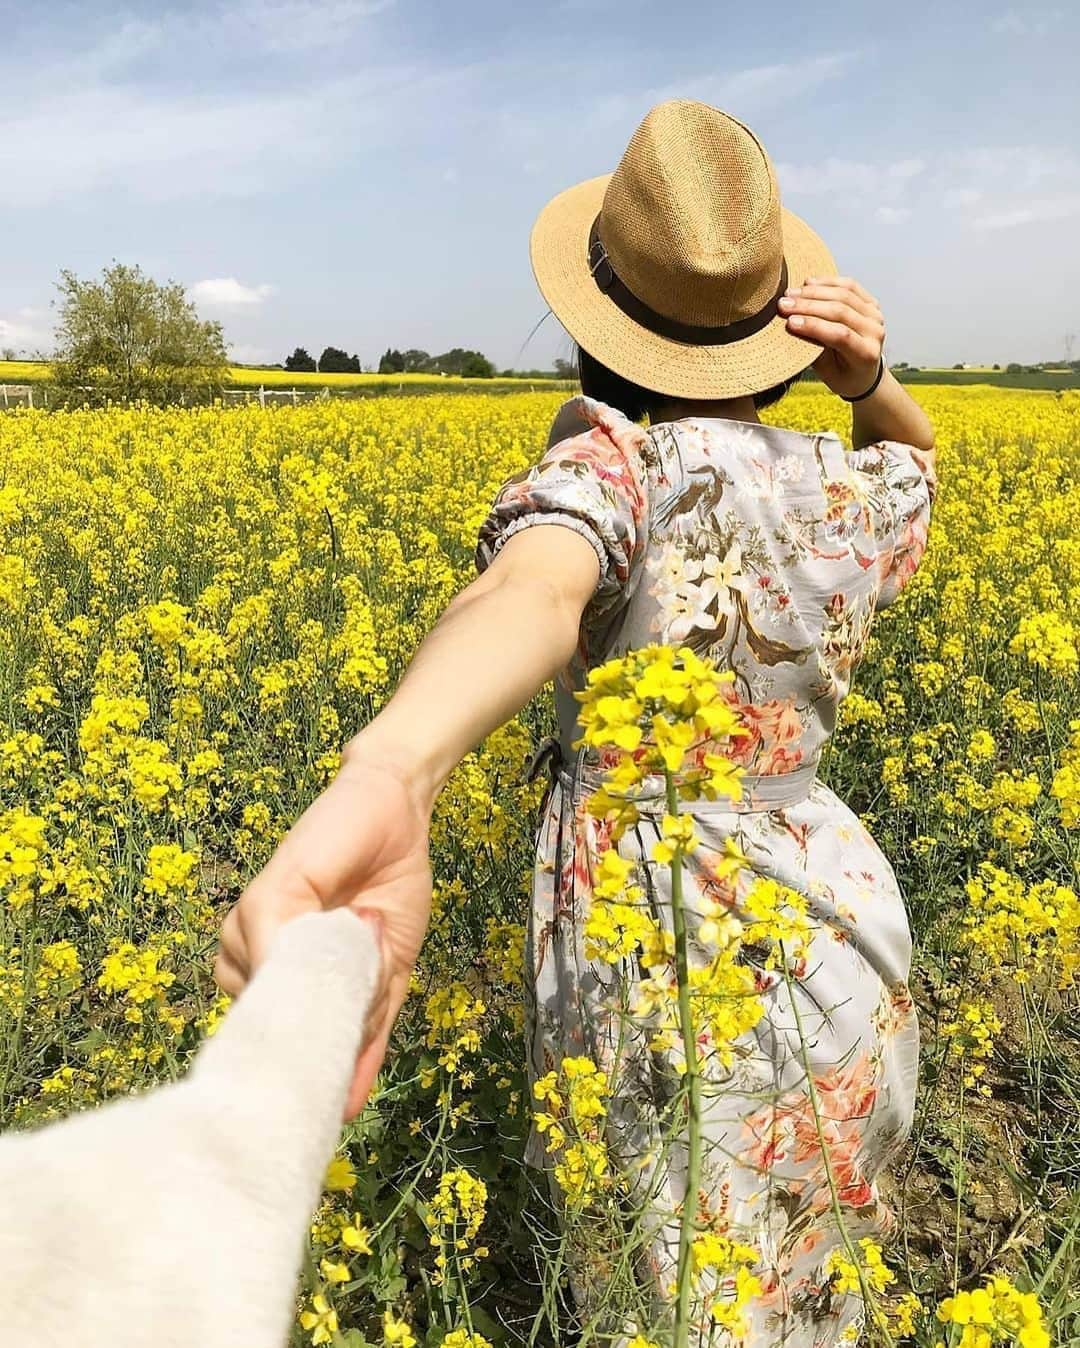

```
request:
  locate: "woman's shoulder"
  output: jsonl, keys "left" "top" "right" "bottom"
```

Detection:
{"left": 647, "top": 415, "right": 844, "bottom": 462}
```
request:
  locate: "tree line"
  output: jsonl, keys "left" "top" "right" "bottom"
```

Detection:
{"left": 281, "top": 347, "right": 499, "bottom": 378}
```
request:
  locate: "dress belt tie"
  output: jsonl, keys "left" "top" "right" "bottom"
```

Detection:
{"left": 524, "top": 734, "right": 819, "bottom": 815}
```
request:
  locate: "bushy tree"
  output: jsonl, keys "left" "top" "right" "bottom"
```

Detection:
{"left": 50, "top": 262, "right": 229, "bottom": 404}
{"left": 320, "top": 347, "right": 361, "bottom": 373}
{"left": 401, "top": 349, "right": 431, "bottom": 372}
{"left": 378, "top": 348, "right": 406, "bottom": 374}
{"left": 285, "top": 347, "right": 317, "bottom": 372}
{"left": 428, "top": 347, "right": 495, "bottom": 378}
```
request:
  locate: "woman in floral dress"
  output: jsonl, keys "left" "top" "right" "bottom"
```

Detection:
{"left": 216, "top": 100, "right": 937, "bottom": 1346}
{"left": 475, "top": 388, "right": 935, "bottom": 1345}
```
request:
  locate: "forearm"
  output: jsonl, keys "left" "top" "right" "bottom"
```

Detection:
{"left": 851, "top": 366, "right": 935, "bottom": 452}
{"left": 343, "top": 573, "right": 581, "bottom": 812}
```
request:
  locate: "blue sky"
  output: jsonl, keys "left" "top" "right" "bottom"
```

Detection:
{"left": 3, "top": 1, "right": 1079, "bottom": 370}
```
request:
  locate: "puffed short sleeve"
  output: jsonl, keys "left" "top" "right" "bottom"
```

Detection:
{"left": 474, "top": 396, "right": 651, "bottom": 630}
{"left": 847, "top": 439, "right": 938, "bottom": 610}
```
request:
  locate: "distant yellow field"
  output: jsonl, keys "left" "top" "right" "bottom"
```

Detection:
{"left": 0, "top": 361, "right": 49, "bottom": 383}
{"left": 0, "top": 359, "right": 562, "bottom": 390}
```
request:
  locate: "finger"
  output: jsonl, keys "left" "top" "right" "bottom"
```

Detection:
{"left": 212, "top": 947, "right": 247, "bottom": 997}
{"left": 804, "top": 274, "right": 878, "bottom": 308}
{"left": 784, "top": 314, "right": 880, "bottom": 360}
{"left": 778, "top": 296, "right": 882, "bottom": 339}
{"left": 218, "top": 904, "right": 250, "bottom": 979}
{"left": 349, "top": 905, "right": 392, "bottom": 1049}
{"left": 786, "top": 281, "right": 881, "bottom": 323}
{"left": 342, "top": 967, "right": 412, "bottom": 1121}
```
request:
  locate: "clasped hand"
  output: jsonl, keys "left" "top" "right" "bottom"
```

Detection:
{"left": 213, "top": 744, "right": 434, "bottom": 1120}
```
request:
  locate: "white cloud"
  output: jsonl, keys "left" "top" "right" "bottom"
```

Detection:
{"left": 777, "top": 156, "right": 925, "bottom": 203}
{"left": 0, "top": 308, "right": 51, "bottom": 355}
{"left": 232, "top": 0, "right": 398, "bottom": 52}
{"left": 973, "top": 193, "right": 1080, "bottom": 229}
{"left": 991, "top": 8, "right": 1063, "bottom": 35}
{"left": 0, "top": 2, "right": 467, "bottom": 210}
{"left": 944, "top": 187, "right": 983, "bottom": 209}
{"left": 188, "top": 278, "right": 277, "bottom": 307}
{"left": 228, "top": 343, "right": 275, "bottom": 365}
{"left": 590, "top": 51, "right": 860, "bottom": 130}
{"left": 779, "top": 145, "right": 1080, "bottom": 234}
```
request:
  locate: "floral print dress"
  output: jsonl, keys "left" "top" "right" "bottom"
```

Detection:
{"left": 474, "top": 396, "right": 937, "bottom": 1347}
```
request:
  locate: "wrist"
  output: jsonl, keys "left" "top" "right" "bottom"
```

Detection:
{"left": 838, "top": 355, "right": 885, "bottom": 403}
{"left": 341, "top": 722, "right": 442, "bottom": 818}
{"left": 849, "top": 367, "right": 934, "bottom": 453}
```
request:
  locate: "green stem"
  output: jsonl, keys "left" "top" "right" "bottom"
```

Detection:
{"left": 953, "top": 1078, "right": 965, "bottom": 1295}
{"left": 665, "top": 768, "right": 703, "bottom": 1348}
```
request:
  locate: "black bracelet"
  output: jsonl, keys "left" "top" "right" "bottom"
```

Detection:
{"left": 840, "top": 356, "right": 886, "bottom": 403}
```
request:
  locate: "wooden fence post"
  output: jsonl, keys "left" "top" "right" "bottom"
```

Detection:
{"left": 259, "top": 384, "right": 266, "bottom": 408}
{"left": 27, "top": 387, "right": 33, "bottom": 409}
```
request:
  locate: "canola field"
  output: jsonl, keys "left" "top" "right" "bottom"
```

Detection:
{"left": 1, "top": 387, "right": 1079, "bottom": 1347}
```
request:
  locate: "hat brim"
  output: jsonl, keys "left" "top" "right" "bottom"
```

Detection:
{"left": 530, "top": 173, "right": 838, "bottom": 401}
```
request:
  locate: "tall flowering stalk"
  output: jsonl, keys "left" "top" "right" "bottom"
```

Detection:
{"left": 571, "top": 644, "right": 811, "bottom": 1348}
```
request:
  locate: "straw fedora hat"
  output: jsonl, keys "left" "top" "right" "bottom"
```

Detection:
{"left": 530, "top": 99, "right": 838, "bottom": 400}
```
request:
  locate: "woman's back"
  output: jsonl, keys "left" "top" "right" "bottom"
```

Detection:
{"left": 476, "top": 395, "right": 937, "bottom": 801}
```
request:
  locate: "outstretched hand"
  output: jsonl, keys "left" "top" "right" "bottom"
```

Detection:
{"left": 214, "top": 748, "right": 434, "bottom": 1119}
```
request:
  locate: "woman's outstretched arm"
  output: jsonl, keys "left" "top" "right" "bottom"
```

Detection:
{"left": 343, "top": 522, "right": 599, "bottom": 815}
{"left": 214, "top": 521, "right": 601, "bottom": 1118}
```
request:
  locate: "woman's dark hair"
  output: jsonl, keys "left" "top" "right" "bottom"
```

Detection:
{"left": 575, "top": 344, "right": 808, "bottom": 422}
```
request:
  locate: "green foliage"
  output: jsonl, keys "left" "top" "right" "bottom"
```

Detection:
{"left": 378, "top": 348, "right": 406, "bottom": 374}
{"left": 50, "top": 262, "right": 229, "bottom": 405}
{"left": 378, "top": 347, "right": 496, "bottom": 378}
{"left": 319, "top": 347, "right": 362, "bottom": 373}
{"left": 285, "top": 347, "right": 317, "bottom": 372}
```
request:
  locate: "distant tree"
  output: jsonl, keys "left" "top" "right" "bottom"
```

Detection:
{"left": 1, "top": 347, "right": 16, "bottom": 362}
{"left": 553, "top": 357, "right": 576, "bottom": 380}
{"left": 952, "top": 362, "right": 965, "bottom": 370}
{"left": 992, "top": 362, "right": 1001, "bottom": 371}
{"left": 377, "top": 347, "right": 406, "bottom": 374}
{"left": 461, "top": 351, "right": 495, "bottom": 378}
{"left": 285, "top": 347, "right": 317, "bottom": 372}
{"left": 426, "top": 347, "right": 494, "bottom": 377}
{"left": 401, "top": 349, "right": 431, "bottom": 372}
{"left": 50, "top": 261, "right": 228, "bottom": 404}
{"left": 320, "top": 346, "right": 361, "bottom": 373}
{"left": 1006, "top": 362, "right": 1023, "bottom": 374}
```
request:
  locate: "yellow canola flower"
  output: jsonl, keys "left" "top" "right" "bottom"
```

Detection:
{"left": 298, "top": 1294, "right": 338, "bottom": 1346}
{"left": 323, "top": 1155, "right": 357, "bottom": 1192}
{"left": 936, "top": 1274, "right": 1050, "bottom": 1348}
{"left": 383, "top": 1310, "right": 418, "bottom": 1348}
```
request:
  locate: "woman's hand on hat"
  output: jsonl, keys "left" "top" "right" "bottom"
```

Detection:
{"left": 777, "top": 276, "right": 885, "bottom": 400}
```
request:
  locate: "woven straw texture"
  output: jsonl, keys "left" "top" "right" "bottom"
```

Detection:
{"left": 530, "top": 100, "right": 837, "bottom": 399}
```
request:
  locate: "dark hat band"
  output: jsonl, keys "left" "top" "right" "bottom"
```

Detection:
{"left": 588, "top": 216, "right": 788, "bottom": 347}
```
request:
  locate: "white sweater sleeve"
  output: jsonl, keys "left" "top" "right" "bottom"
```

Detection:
{"left": 0, "top": 908, "right": 383, "bottom": 1348}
